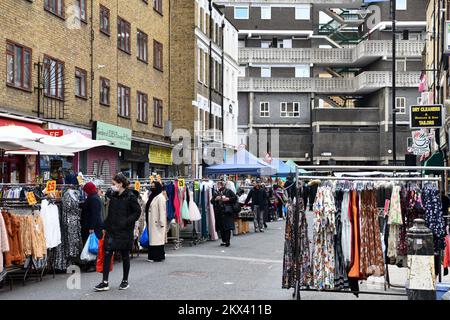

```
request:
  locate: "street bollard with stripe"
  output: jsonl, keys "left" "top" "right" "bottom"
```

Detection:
{"left": 406, "top": 219, "right": 436, "bottom": 300}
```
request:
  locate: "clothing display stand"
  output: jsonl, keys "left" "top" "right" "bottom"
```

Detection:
{"left": 291, "top": 165, "right": 447, "bottom": 300}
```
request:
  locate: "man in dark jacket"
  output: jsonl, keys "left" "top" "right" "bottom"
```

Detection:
{"left": 245, "top": 179, "right": 267, "bottom": 232}
{"left": 211, "top": 181, "right": 238, "bottom": 247}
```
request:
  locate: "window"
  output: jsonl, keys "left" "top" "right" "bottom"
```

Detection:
{"left": 118, "top": 84, "right": 130, "bottom": 117}
{"left": 260, "top": 102, "right": 269, "bottom": 117}
{"left": 153, "top": 40, "right": 163, "bottom": 71}
{"left": 153, "top": 98, "right": 163, "bottom": 127}
{"left": 6, "top": 41, "right": 32, "bottom": 91}
{"left": 137, "top": 30, "right": 148, "bottom": 62}
{"left": 280, "top": 102, "right": 300, "bottom": 117}
{"left": 44, "top": 0, "right": 64, "bottom": 18}
{"left": 295, "top": 5, "right": 310, "bottom": 20}
{"left": 295, "top": 65, "right": 310, "bottom": 78}
{"left": 396, "top": 59, "right": 406, "bottom": 72}
{"left": 117, "top": 17, "right": 131, "bottom": 54}
{"left": 234, "top": 6, "right": 249, "bottom": 19}
{"left": 153, "top": 0, "right": 163, "bottom": 15}
{"left": 43, "top": 55, "right": 64, "bottom": 100}
{"left": 397, "top": 0, "right": 407, "bottom": 10}
{"left": 76, "top": 0, "right": 86, "bottom": 22}
{"left": 75, "top": 68, "right": 87, "bottom": 98}
{"left": 395, "top": 97, "right": 406, "bottom": 114}
{"left": 137, "top": 91, "right": 148, "bottom": 123}
{"left": 282, "top": 39, "right": 292, "bottom": 49}
{"left": 100, "top": 5, "right": 110, "bottom": 35}
{"left": 261, "top": 67, "right": 271, "bottom": 78}
{"left": 261, "top": 6, "right": 271, "bottom": 19}
{"left": 261, "top": 41, "right": 271, "bottom": 49}
{"left": 99, "top": 77, "right": 110, "bottom": 106}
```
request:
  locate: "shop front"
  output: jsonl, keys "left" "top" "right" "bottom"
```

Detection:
{"left": 120, "top": 141, "right": 149, "bottom": 179}
{"left": 92, "top": 121, "right": 131, "bottom": 184}
{"left": 148, "top": 144, "right": 173, "bottom": 177}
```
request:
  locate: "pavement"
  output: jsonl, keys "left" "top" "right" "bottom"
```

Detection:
{"left": 0, "top": 212, "right": 445, "bottom": 300}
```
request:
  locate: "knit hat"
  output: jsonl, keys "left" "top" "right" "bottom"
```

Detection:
{"left": 83, "top": 182, "right": 97, "bottom": 196}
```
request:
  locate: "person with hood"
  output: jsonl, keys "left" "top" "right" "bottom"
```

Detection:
{"left": 81, "top": 182, "right": 103, "bottom": 272}
{"left": 94, "top": 173, "right": 141, "bottom": 292}
{"left": 211, "top": 181, "right": 238, "bottom": 247}
{"left": 145, "top": 181, "right": 167, "bottom": 262}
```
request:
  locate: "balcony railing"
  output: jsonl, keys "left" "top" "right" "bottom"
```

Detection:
{"left": 238, "top": 71, "right": 421, "bottom": 94}
{"left": 313, "top": 107, "right": 380, "bottom": 123}
{"left": 239, "top": 41, "right": 424, "bottom": 65}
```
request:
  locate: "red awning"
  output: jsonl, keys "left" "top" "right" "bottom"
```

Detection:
{"left": 0, "top": 117, "right": 48, "bottom": 135}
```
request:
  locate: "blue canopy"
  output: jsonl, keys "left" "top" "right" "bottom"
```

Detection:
{"left": 269, "top": 158, "right": 295, "bottom": 177}
{"left": 204, "top": 149, "right": 276, "bottom": 176}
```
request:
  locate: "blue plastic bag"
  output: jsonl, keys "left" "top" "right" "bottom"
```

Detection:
{"left": 88, "top": 233, "right": 99, "bottom": 254}
{"left": 140, "top": 226, "right": 149, "bottom": 248}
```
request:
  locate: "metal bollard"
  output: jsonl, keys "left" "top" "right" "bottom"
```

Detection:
{"left": 406, "top": 219, "right": 436, "bottom": 300}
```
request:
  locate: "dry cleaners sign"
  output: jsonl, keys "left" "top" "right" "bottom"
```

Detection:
{"left": 409, "top": 105, "right": 444, "bottom": 129}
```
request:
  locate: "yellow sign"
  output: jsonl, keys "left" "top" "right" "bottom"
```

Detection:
{"left": 77, "top": 176, "right": 84, "bottom": 185}
{"left": 178, "top": 179, "right": 185, "bottom": 188}
{"left": 134, "top": 181, "right": 141, "bottom": 191}
{"left": 149, "top": 145, "right": 172, "bottom": 165}
{"left": 46, "top": 180, "right": 57, "bottom": 193}
{"left": 26, "top": 192, "right": 37, "bottom": 206}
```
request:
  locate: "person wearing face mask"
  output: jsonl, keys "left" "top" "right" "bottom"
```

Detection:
{"left": 94, "top": 173, "right": 141, "bottom": 292}
{"left": 145, "top": 181, "right": 167, "bottom": 262}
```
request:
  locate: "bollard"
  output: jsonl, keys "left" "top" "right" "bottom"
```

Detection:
{"left": 406, "top": 219, "right": 436, "bottom": 300}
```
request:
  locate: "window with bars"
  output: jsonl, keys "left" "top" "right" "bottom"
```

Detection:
{"left": 153, "top": 0, "right": 163, "bottom": 15}
{"left": 118, "top": 84, "right": 130, "bottom": 117}
{"left": 117, "top": 17, "right": 131, "bottom": 54}
{"left": 44, "top": 0, "right": 64, "bottom": 18}
{"left": 153, "top": 98, "right": 163, "bottom": 127}
{"left": 280, "top": 102, "right": 300, "bottom": 117}
{"left": 99, "top": 77, "right": 110, "bottom": 106}
{"left": 137, "top": 91, "right": 148, "bottom": 123}
{"left": 153, "top": 40, "right": 163, "bottom": 71}
{"left": 260, "top": 102, "right": 270, "bottom": 117}
{"left": 137, "top": 30, "right": 148, "bottom": 62}
{"left": 395, "top": 97, "right": 406, "bottom": 114}
{"left": 6, "top": 41, "right": 32, "bottom": 91}
{"left": 75, "top": 68, "right": 87, "bottom": 98}
{"left": 43, "top": 55, "right": 64, "bottom": 100}
{"left": 76, "top": 0, "right": 86, "bottom": 22}
{"left": 100, "top": 5, "right": 110, "bottom": 35}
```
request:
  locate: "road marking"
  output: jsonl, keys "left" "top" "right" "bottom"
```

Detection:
{"left": 166, "top": 253, "right": 282, "bottom": 264}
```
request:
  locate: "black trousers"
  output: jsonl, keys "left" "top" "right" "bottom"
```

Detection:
{"left": 103, "top": 249, "right": 130, "bottom": 282}
{"left": 221, "top": 230, "right": 231, "bottom": 244}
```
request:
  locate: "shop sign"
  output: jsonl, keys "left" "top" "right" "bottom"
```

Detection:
{"left": 123, "top": 141, "right": 149, "bottom": 162}
{"left": 45, "top": 129, "right": 63, "bottom": 137}
{"left": 410, "top": 105, "right": 445, "bottom": 129}
{"left": 46, "top": 180, "right": 56, "bottom": 193}
{"left": 149, "top": 145, "right": 172, "bottom": 165}
{"left": 48, "top": 123, "right": 92, "bottom": 138}
{"left": 94, "top": 121, "right": 132, "bottom": 150}
{"left": 408, "top": 130, "right": 431, "bottom": 156}
{"left": 26, "top": 192, "right": 37, "bottom": 206}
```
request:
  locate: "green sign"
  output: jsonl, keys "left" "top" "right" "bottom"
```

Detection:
{"left": 94, "top": 121, "right": 132, "bottom": 150}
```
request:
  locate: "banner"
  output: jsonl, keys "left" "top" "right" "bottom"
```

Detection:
{"left": 408, "top": 130, "right": 430, "bottom": 156}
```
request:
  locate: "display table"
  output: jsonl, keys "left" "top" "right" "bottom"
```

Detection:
{"left": 234, "top": 208, "right": 253, "bottom": 236}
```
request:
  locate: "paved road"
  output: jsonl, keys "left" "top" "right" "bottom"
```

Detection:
{"left": 0, "top": 218, "right": 411, "bottom": 300}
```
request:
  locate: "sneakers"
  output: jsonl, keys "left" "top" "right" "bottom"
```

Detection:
{"left": 119, "top": 280, "right": 130, "bottom": 290}
{"left": 94, "top": 281, "right": 110, "bottom": 292}
{"left": 260, "top": 228, "right": 264, "bottom": 233}
{"left": 220, "top": 242, "right": 227, "bottom": 246}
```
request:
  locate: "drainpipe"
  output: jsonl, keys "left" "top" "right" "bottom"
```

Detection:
{"left": 221, "top": 21, "right": 225, "bottom": 152}
{"left": 90, "top": 0, "right": 94, "bottom": 122}
{"left": 208, "top": 0, "right": 213, "bottom": 131}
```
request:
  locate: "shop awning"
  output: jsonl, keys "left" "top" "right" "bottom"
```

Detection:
{"left": 5, "top": 150, "right": 75, "bottom": 156}
{"left": 424, "top": 151, "right": 445, "bottom": 174}
{"left": 0, "top": 118, "right": 48, "bottom": 135}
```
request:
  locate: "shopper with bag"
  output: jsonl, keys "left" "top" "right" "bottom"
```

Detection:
{"left": 211, "top": 181, "right": 238, "bottom": 247}
{"left": 81, "top": 182, "right": 103, "bottom": 272}
{"left": 94, "top": 173, "right": 141, "bottom": 292}
{"left": 145, "top": 181, "right": 167, "bottom": 262}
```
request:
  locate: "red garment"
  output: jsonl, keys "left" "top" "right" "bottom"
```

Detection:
{"left": 174, "top": 181, "right": 181, "bottom": 224}
{"left": 348, "top": 190, "right": 362, "bottom": 279}
{"left": 96, "top": 236, "right": 114, "bottom": 273}
{"left": 444, "top": 235, "right": 450, "bottom": 269}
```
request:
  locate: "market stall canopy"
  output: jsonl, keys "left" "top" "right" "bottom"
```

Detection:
{"left": 204, "top": 149, "right": 277, "bottom": 176}
{"left": 285, "top": 160, "right": 308, "bottom": 175}
{"left": 268, "top": 158, "right": 295, "bottom": 177}
{"left": 36, "top": 132, "right": 111, "bottom": 153}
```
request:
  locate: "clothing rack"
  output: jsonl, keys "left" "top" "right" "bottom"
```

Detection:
{"left": 292, "top": 165, "right": 447, "bottom": 300}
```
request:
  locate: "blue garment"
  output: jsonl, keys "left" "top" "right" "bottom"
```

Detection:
{"left": 422, "top": 184, "right": 447, "bottom": 252}
{"left": 165, "top": 182, "right": 175, "bottom": 221}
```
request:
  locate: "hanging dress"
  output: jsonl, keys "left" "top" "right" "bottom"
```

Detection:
{"left": 422, "top": 184, "right": 447, "bottom": 252}
{"left": 334, "top": 191, "right": 349, "bottom": 289}
{"left": 341, "top": 191, "right": 352, "bottom": 268}
{"left": 387, "top": 186, "right": 403, "bottom": 263}
{"left": 201, "top": 184, "right": 208, "bottom": 238}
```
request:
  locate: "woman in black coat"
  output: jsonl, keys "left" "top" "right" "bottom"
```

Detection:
{"left": 211, "top": 181, "right": 238, "bottom": 247}
{"left": 94, "top": 173, "right": 141, "bottom": 292}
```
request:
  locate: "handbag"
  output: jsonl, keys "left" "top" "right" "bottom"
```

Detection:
{"left": 88, "top": 233, "right": 99, "bottom": 254}
{"left": 96, "top": 235, "right": 114, "bottom": 273}
{"left": 140, "top": 226, "right": 150, "bottom": 248}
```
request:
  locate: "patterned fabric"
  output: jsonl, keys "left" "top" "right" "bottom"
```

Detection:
{"left": 387, "top": 186, "right": 403, "bottom": 261}
{"left": 359, "top": 190, "right": 385, "bottom": 279}
{"left": 312, "top": 186, "right": 336, "bottom": 290}
{"left": 422, "top": 184, "right": 447, "bottom": 252}
{"left": 341, "top": 192, "right": 352, "bottom": 267}
{"left": 334, "top": 191, "right": 349, "bottom": 289}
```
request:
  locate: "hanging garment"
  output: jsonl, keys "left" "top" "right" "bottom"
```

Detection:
{"left": 348, "top": 190, "right": 361, "bottom": 279}
{"left": 148, "top": 192, "right": 168, "bottom": 246}
{"left": 387, "top": 186, "right": 403, "bottom": 262}
{"left": 334, "top": 191, "right": 349, "bottom": 289}
{"left": 165, "top": 183, "right": 176, "bottom": 221}
{"left": 422, "top": 184, "right": 447, "bottom": 252}
{"left": 359, "top": 190, "right": 385, "bottom": 279}
{"left": 443, "top": 235, "right": 450, "bottom": 270}
{"left": 2, "top": 212, "right": 24, "bottom": 266}
{"left": 188, "top": 191, "right": 202, "bottom": 221}
{"left": 181, "top": 189, "right": 190, "bottom": 221}
{"left": 40, "top": 199, "right": 62, "bottom": 249}
{"left": 208, "top": 184, "right": 218, "bottom": 241}
{"left": 174, "top": 182, "right": 181, "bottom": 224}
{"left": 341, "top": 192, "right": 352, "bottom": 268}
{"left": 201, "top": 185, "right": 208, "bottom": 238}
{"left": 312, "top": 186, "right": 336, "bottom": 290}
{"left": 282, "top": 203, "right": 312, "bottom": 289}
{"left": 0, "top": 212, "right": 9, "bottom": 273}
{"left": 31, "top": 214, "right": 47, "bottom": 260}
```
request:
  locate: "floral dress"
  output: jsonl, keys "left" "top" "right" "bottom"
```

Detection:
{"left": 387, "top": 186, "right": 403, "bottom": 262}
{"left": 422, "top": 184, "right": 446, "bottom": 252}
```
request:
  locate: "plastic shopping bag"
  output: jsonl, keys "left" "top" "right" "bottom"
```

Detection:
{"left": 96, "top": 236, "right": 114, "bottom": 273}
{"left": 139, "top": 226, "right": 150, "bottom": 248}
{"left": 80, "top": 238, "right": 97, "bottom": 262}
{"left": 88, "top": 233, "right": 99, "bottom": 254}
